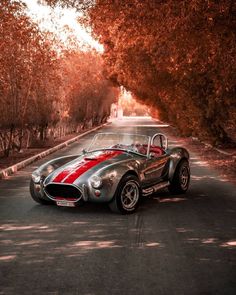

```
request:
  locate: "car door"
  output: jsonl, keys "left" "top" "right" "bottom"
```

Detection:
{"left": 143, "top": 154, "right": 170, "bottom": 186}
{"left": 142, "top": 133, "right": 169, "bottom": 187}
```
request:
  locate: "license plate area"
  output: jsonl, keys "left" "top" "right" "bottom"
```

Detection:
{"left": 56, "top": 200, "right": 75, "bottom": 207}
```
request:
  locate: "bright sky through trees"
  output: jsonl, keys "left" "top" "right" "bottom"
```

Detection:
{"left": 23, "top": 0, "right": 103, "bottom": 51}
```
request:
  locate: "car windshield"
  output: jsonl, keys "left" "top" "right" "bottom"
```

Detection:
{"left": 87, "top": 133, "right": 150, "bottom": 156}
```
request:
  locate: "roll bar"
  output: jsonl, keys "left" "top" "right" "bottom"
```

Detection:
{"left": 151, "top": 133, "right": 168, "bottom": 150}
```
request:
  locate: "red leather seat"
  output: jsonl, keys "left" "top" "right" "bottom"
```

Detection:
{"left": 149, "top": 145, "right": 164, "bottom": 156}
{"left": 136, "top": 144, "right": 164, "bottom": 156}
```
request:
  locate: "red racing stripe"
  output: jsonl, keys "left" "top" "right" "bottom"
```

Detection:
{"left": 52, "top": 160, "right": 87, "bottom": 183}
{"left": 52, "top": 150, "right": 122, "bottom": 184}
{"left": 64, "top": 150, "right": 122, "bottom": 184}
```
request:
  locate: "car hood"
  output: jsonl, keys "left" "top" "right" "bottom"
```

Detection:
{"left": 44, "top": 150, "right": 133, "bottom": 186}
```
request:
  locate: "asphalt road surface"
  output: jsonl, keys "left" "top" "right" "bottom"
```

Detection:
{"left": 0, "top": 117, "right": 236, "bottom": 295}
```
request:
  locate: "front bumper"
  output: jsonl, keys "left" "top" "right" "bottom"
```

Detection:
{"left": 44, "top": 183, "right": 83, "bottom": 203}
{"left": 32, "top": 177, "right": 116, "bottom": 204}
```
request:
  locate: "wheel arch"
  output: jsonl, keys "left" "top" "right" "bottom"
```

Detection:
{"left": 122, "top": 169, "right": 139, "bottom": 180}
{"left": 168, "top": 147, "right": 190, "bottom": 181}
{"left": 108, "top": 172, "right": 141, "bottom": 214}
{"left": 108, "top": 169, "right": 140, "bottom": 202}
{"left": 91, "top": 160, "right": 141, "bottom": 203}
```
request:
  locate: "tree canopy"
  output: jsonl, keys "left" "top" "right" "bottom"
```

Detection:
{"left": 2, "top": 0, "right": 236, "bottom": 155}
{"left": 46, "top": 0, "right": 236, "bottom": 145}
{"left": 87, "top": 0, "right": 236, "bottom": 145}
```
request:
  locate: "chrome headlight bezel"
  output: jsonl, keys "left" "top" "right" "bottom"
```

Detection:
{"left": 31, "top": 164, "right": 55, "bottom": 184}
{"left": 90, "top": 175, "right": 103, "bottom": 189}
{"left": 32, "top": 171, "right": 41, "bottom": 183}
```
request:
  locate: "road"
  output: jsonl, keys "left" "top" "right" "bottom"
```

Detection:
{"left": 0, "top": 117, "right": 235, "bottom": 295}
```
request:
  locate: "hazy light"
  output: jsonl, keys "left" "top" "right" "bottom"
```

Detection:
{"left": 122, "top": 89, "right": 133, "bottom": 101}
{"left": 221, "top": 240, "right": 236, "bottom": 248}
{"left": 146, "top": 242, "right": 160, "bottom": 247}
{"left": 22, "top": 0, "right": 103, "bottom": 52}
{"left": 0, "top": 255, "right": 16, "bottom": 261}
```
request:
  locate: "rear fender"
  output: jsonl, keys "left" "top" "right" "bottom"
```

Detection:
{"left": 168, "top": 147, "right": 189, "bottom": 181}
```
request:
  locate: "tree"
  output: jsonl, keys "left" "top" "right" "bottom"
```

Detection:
{"left": 0, "top": 1, "right": 60, "bottom": 155}
{"left": 87, "top": 0, "right": 236, "bottom": 145}
{"left": 0, "top": 0, "right": 118, "bottom": 158}
{"left": 59, "top": 50, "right": 118, "bottom": 128}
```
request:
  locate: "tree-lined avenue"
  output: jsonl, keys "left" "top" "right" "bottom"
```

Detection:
{"left": 0, "top": 117, "right": 235, "bottom": 295}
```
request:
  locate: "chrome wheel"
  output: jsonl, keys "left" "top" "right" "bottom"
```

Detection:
{"left": 121, "top": 180, "right": 139, "bottom": 211}
{"left": 168, "top": 159, "right": 190, "bottom": 195}
{"left": 180, "top": 165, "right": 189, "bottom": 190}
{"left": 109, "top": 175, "right": 141, "bottom": 214}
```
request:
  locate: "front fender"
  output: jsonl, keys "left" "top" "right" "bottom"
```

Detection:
{"left": 31, "top": 154, "right": 80, "bottom": 198}
{"left": 87, "top": 159, "right": 140, "bottom": 203}
{"left": 33, "top": 154, "right": 80, "bottom": 180}
{"left": 168, "top": 147, "right": 189, "bottom": 181}
{"left": 41, "top": 154, "right": 80, "bottom": 171}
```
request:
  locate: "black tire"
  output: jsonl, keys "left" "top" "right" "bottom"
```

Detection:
{"left": 30, "top": 179, "right": 54, "bottom": 205}
{"left": 109, "top": 175, "right": 141, "bottom": 214}
{"left": 168, "top": 159, "right": 190, "bottom": 195}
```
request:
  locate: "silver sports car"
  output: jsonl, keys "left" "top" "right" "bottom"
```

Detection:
{"left": 30, "top": 132, "right": 190, "bottom": 214}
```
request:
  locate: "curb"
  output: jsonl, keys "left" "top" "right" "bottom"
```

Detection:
{"left": 0, "top": 122, "right": 110, "bottom": 179}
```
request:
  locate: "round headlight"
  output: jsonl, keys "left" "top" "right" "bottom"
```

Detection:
{"left": 90, "top": 175, "right": 103, "bottom": 189}
{"left": 32, "top": 172, "right": 41, "bottom": 183}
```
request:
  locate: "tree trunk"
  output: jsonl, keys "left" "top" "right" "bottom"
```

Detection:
{"left": 39, "top": 126, "right": 44, "bottom": 141}
{"left": 26, "top": 129, "right": 31, "bottom": 149}
{"left": 5, "top": 125, "right": 14, "bottom": 157}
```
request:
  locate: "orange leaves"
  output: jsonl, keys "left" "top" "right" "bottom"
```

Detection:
{"left": 0, "top": 0, "right": 61, "bottom": 129}
{"left": 58, "top": 49, "right": 118, "bottom": 125}
{"left": 85, "top": 0, "right": 236, "bottom": 145}
{"left": 0, "top": 0, "right": 118, "bottom": 157}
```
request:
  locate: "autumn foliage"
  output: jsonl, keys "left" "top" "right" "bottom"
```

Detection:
{"left": 2, "top": 0, "right": 236, "bottom": 160}
{"left": 60, "top": 51, "right": 118, "bottom": 127}
{"left": 0, "top": 0, "right": 117, "bottom": 157}
{"left": 85, "top": 0, "right": 236, "bottom": 145}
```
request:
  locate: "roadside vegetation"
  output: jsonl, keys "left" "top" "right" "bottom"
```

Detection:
{"left": 0, "top": 0, "right": 118, "bottom": 158}
{"left": 87, "top": 0, "right": 236, "bottom": 146}
{"left": 47, "top": 0, "right": 236, "bottom": 146}
{"left": 1, "top": 0, "right": 235, "bottom": 165}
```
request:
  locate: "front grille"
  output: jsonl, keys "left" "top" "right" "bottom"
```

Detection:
{"left": 44, "top": 184, "right": 82, "bottom": 200}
